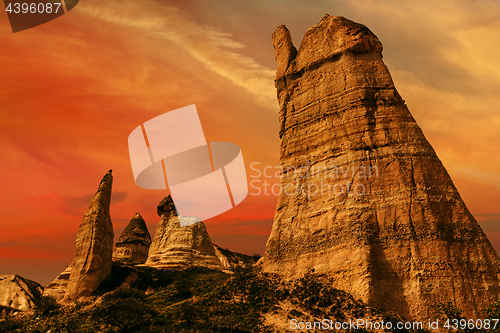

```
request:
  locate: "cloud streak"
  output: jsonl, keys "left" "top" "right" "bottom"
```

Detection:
{"left": 79, "top": 0, "right": 276, "bottom": 108}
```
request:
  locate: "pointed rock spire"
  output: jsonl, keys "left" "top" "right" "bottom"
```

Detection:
{"left": 44, "top": 170, "right": 114, "bottom": 303}
{"left": 113, "top": 213, "right": 151, "bottom": 264}
{"left": 262, "top": 15, "right": 500, "bottom": 320}
{"left": 272, "top": 24, "right": 297, "bottom": 139}
{"left": 272, "top": 24, "right": 297, "bottom": 80}
{"left": 64, "top": 170, "right": 114, "bottom": 302}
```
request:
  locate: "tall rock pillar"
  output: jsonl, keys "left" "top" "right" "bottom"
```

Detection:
{"left": 262, "top": 15, "right": 500, "bottom": 320}
{"left": 44, "top": 170, "right": 114, "bottom": 303}
{"left": 64, "top": 170, "right": 114, "bottom": 302}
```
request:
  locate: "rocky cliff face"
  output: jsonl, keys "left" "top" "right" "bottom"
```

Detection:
{"left": 113, "top": 213, "right": 151, "bottom": 265}
{"left": 44, "top": 170, "right": 114, "bottom": 303}
{"left": 0, "top": 275, "right": 42, "bottom": 319}
{"left": 262, "top": 15, "right": 500, "bottom": 320}
{"left": 145, "top": 195, "right": 227, "bottom": 270}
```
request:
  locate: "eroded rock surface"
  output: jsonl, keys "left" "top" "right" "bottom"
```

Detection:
{"left": 262, "top": 15, "right": 500, "bottom": 320}
{"left": 145, "top": 195, "right": 226, "bottom": 270}
{"left": 0, "top": 275, "right": 42, "bottom": 319}
{"left": 113, "top": 213, "right": 151, "bottom": 265}
{"left": 44, "top": 170, "right": 114, "bottom": 303}
{"left": 42, "top": 265, "right": 72, "bottom": 302}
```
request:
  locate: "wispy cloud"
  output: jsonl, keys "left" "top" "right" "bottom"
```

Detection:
{"left": 79, "top": 0, "right": 276, "bottom": 108}
{"left": 27, "top": 192, "right": 127, "bottom": 217}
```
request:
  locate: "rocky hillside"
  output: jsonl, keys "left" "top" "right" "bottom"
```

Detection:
{"left": 0, "top": 265, "right": 420, "bottom": 333}
{"left": 3, "top": 263, "right": 500, "bottom": 332}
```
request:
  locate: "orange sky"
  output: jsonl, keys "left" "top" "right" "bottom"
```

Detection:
{"left": 1, "top": 0, "right": 499, "bottom": 285}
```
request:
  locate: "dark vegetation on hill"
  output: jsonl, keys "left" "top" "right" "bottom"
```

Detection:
{"left": 0, "top": 264, "right": 393, "bottom": 332}
{"left": 2, "top": 263, "right": 500, "bottom": 333}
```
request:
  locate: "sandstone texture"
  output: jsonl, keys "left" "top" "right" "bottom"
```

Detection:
{"left": 44, "top": 170, "right": 114, "bottom": 303}
{"left": 42, "top": 265, "right": 72, "bottom": 302}
{"left": 262, "top": 15, "right": 500, "bottom": 320}
{"left": 113, "top": 213, "right": 152, "bottom": 265}
{"left": 145, "top": 195, "right": 227, "bottom": 270}
{"left": 0, "top": 275, "right": 42, "bottom": 319}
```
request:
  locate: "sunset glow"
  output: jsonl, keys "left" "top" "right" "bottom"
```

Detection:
{"left": 1, "top": 0, "right": 499, "bottom": 285}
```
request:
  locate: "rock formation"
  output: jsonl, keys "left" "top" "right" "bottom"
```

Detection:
{"left": 42, "top": 265, "right": 72, "bottom": 302}
{"left": 145, "top": 195, "right": 227, "bottom": 270}
{"left": 0, "top": 275, "right": 42, "bottom": 319}
{"left": 113, "top": 213, "right": 151, "bottom": 265}
{"left": 44, "top": 170, "right": 114, "bottom": 303}
{"left": 262, "top": 15, "right": 500, "bottom": 320}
